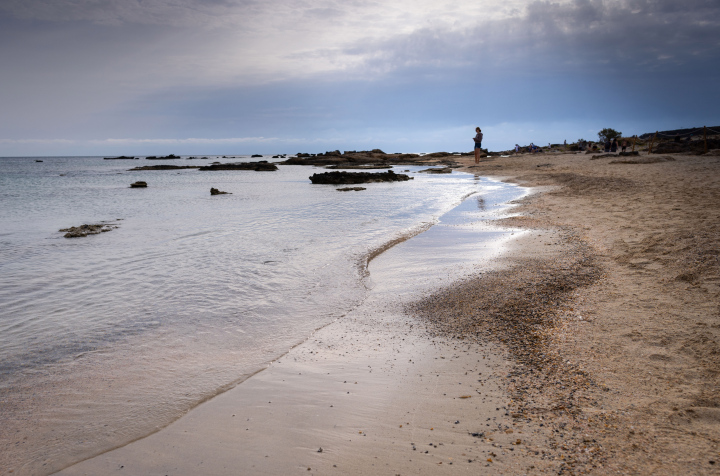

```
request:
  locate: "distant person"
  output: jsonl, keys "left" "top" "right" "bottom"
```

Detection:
{"left": 473, "top": 127, "right": 484, "bottom": 164}
{"left": 564, "top": 139, "right": 567, "bottom": 148}
{"left": 604, "top": 139, "right": 611, "bottom": 152}
{"left": 621, "top": 140, "right": 628, "bottom": 152}
{"left": 610, "top": 139, "right": 618, "bottom": 153}
{"left": 515, "top": 144, "right": 520, "bottom": 153}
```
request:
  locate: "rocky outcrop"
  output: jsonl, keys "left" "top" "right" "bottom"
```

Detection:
{"left": 198, "top": 161, "right": 278, "bottom": 171}
{"left": 130, "top": 181, "right": 148, "bottom": 188}
{"left": 325, "top": 165, "right": 392, "bottom": 169}
{"left": 279, "top": 151, "right": 459, "bottom": 168}
{"left": 59, "top": 223, "right": 118, "bottom": 238}
{"left": 128, "top": 165, "right": 200, "bottom": 171}
{"left": 418, "top": 167, "right": 452, "bottom": 174}
{"left": 104, "top": 156, "right": 137, "bottom": 160}
{"left": 309, "top": 170, "right": 412, "bottom": 184}
{"left": 251, "top": 154, "right": 263, "bottom": 158}
{"left": 210, "top": 188, "right": 230, "bottom": 195}
{"left": 336, "top": 187, "right": 366, "bottom": 191}
{"left": 145, "top": 154, "right": 181, "bottom": 160}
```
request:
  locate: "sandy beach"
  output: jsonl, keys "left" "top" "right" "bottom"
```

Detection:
{"left": 53, "top": 149, "right": 720, "bottom": 475}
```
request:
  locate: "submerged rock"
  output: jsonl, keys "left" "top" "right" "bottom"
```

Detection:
{"left": 210, "top": 187, "right": 231, "bottom": 195}
{"left": 59, "top": 223, "right": 118, "bottom": 238}
{"left": 336, "top": 187, "right": 367, "bottom": 191}
{"left": 130, "top": 181, "right": 148, "bottom": 188}
{"left": 104, "top": 156, "right": 137, "bottom": 160}
{"left": 198, "top": 162, "right": 278, "bottom": 171}
{"left": 309, "top": 170, "right": 412, "bottom": 184}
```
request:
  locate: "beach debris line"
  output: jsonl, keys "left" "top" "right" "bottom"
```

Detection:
{"left": 309, "top": 170, "right": 412, "bottom": 185}
{"left": 210, "top": 187, "right": 230, "bottom": 195}
{"left": 130, "top": 181, "right": 147, "bottom": 188}
{"left": 59, "top": 222, "right": 119, "bottom": 238}
{"left": 198, "top": 161, "right": 278, "bottom": 171}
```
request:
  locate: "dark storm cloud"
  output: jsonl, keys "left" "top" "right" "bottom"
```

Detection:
{"left": 332, "top": 0, "right": 720, "bottom": 76}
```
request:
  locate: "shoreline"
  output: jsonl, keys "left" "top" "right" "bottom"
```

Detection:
{"left": 55, "top": 177, "right": 535, "bottom": 475}
{"left": 51, "top": 150, "right": 720, "bottom": 474}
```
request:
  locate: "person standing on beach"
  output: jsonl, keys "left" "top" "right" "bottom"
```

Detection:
{"left": 473, "top": 127, "right": 484, "bottom": 164}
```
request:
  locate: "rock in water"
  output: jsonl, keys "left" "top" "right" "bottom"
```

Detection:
{"left": 309, "top": 170, "right": 412, "bottom": 184}
{"left": 336, "top": 187, "right": 367, "bottom": 191}
{"left": 418, "top": 167, "right": 452, "bottom": 174}
{"left": 198, "top": 162, "right": 278, "bottom": 171}
{"left": 210, "top": 188, "right": 231, "bottom": 195}
{"left": 145, "top": 154, "right": 181, "bottom": 160}
{"left": 130, "top": 181, "right": 148, "bottom": 188}
{"left": 128, "top": 165, "right": 199, "bottom": 171}
{"left": 59, "top": 223, "right": 118, "bottom": 238}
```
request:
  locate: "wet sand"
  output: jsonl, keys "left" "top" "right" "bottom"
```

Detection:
{"left": 57, "top": 150, "right": 720, "bottom": 475}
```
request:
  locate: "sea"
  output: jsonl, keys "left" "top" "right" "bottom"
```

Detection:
{"left": 0, "top": 155, "right": 527, "bottom": 474}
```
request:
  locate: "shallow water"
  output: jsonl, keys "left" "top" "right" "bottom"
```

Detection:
{"left": 0, "top": 156, "right": 526, "bottom": 474}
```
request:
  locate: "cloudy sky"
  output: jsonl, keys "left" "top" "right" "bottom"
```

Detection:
{"left": 1, "top": 0, "right": 719, "bottom": 156}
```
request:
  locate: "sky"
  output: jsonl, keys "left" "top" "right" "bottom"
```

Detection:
{"left": 1, "top": 0, "right": 719, "bottom": 156}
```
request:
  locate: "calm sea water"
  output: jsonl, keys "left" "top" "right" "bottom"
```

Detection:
{"left": 0, "top": 155, "right": 526, "bottom": 474}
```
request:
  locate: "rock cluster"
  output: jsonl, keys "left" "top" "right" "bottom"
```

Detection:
{"left": 145, "top": 154, "right": 181, "bottom": 160}
{"left": 130, "top": 181, "right": 147, "bottom": 188}
{"left": 128, "top": 165, "right": 199, "bottom": 171}
{"left": 198, "top": 162, "right": 278, "bottom": 171}
{"left": 309, "top": 170, "right": 412, "bottom": 184}
{"left": 418, "top": 167, "right": 452, "bottom": 174}
{"left": 59, "top": 223, "right": 118, "bottom": 238}
{"left": 210, "top": 188, "right": 230, "bottom": 195}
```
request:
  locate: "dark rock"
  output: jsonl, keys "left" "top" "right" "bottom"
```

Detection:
{"left": 145, "top": 154, "right": 181, "bottom": 160}
{"left": 309, "top": 170, "right": 412, "bottom": 184}
{"left": 371, "top": 149, "right": 386, "bottom": 154}
{"left": 418, "top": 167, "right": 452, "bottom": 174}
{"left": 325, "top": 165, "right": 392, "bottom": 169}
{"left": 128, "top": 165, "right": 199, "bottom": 171}
{"left": 210, "top": 188, "right": 231, "bottom": 195}
{"left": 59, "top": 223, "right": 118, "bottom": 238}
{"left": 130, "top": 181, "right": 148, "bottom": 188}
{"left": 251, "top": 154, "right": 263, "bottom": 158}
{"left": 198, "top": 162, "right": 278, "bottom": 171}
{"left": 35, "top": 160, "right": 43, "bottom": 162}
{"left": 618, "top": 151, "right": 639, "bottom": 156}
{"left": 104, "top": 156, "right": 137, "bottom": 160}
{"left": 336, "top": 187, "right": 367, "bottom": 191}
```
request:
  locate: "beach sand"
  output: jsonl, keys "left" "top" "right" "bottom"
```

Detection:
{"left": 55, "top": 150, "right": 720, "bottom": 475}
